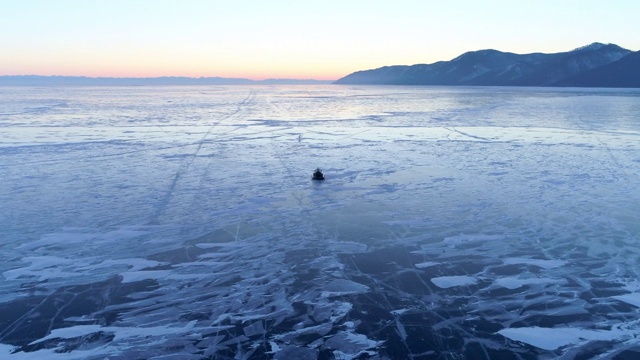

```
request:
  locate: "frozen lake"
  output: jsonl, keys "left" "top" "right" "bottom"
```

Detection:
{"left": 1, "top": 85, "right": 640, "bottom": 359}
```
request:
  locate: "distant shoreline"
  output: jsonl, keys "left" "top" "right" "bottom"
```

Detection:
{"left": 0, "top": 75, "right": 334, "bottom": 86}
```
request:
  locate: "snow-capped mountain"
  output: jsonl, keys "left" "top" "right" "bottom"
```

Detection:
{"left": 335, "top": 43, "right": 638, "bottom": 87}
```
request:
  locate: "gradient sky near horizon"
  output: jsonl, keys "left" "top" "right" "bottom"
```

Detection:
{"left": 2, "top": 0, "right": 639, "bottom": 80}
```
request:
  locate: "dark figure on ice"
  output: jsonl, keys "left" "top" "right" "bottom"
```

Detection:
{"left": 312, "top": 168, "right": 325, "bottom": 180}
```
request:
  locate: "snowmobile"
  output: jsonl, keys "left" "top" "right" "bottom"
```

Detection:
{"left": 312, "top": 168, "right": 325, "bottom": 180}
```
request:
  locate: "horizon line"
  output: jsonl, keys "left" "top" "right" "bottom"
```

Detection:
{"left": 0, "top": 74, "right": 338, "bottom": 82}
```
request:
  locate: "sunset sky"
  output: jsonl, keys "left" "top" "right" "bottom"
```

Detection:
{"left": 2, "top": 0, "right": 639, "bottom": 80}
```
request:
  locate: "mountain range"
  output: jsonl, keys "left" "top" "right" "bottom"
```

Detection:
{"left": 334, "top": 43, "right": 640, "bottom": 88}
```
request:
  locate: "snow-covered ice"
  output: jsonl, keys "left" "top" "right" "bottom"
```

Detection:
{"left": 1, "top": 85, "right": 640, "bottom": 358}
{"left": 431, "top": 275, "right": 478, "bottom": 289}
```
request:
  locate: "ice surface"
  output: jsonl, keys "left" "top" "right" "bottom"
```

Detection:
{"left": 2, "top": 85, "right": 640, "bottom": 358}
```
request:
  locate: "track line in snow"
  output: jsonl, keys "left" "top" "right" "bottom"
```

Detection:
{"left": 149, "top": 91, "right": 256, "bottom": 224}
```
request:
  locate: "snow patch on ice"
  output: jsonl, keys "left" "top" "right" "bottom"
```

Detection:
{"left": 29, "top": 321, "right": 197, "bottom": 346}
{"left": 442, "top": 233, "right": 504, "bottom": 246}
{"left": 27, "top": 325, "right": 102, "bottom": 345}
{"left": 3, "top": 256, "right": 77, "bottom": 281}
{"left": 321, "top": 279, "right": 369, "bottom": 297}
{"left": 0, "top": 346, "right": 112, "bottom": 360}
{"left": 613, "top": 293, "right": 640, "bottom": 308}
{"left": 268, "top": 341, "right": 281, "bottom": 353}
{"left": 3, "top": 256, "right": 167, "bottom": 282}
{"left": 16, "top": 227, "right": 151, "bottom": 251}
{"left": 431, "top": 276, "right": 478, "bottom": 289}
{"left": 494, "top": 276, "right": 566, "bottom": 290}
{"left": 390, "top": 308, "right": 411, "bottom": 315}
{"left": 415, "top": 261, "right": 437, "bottom": 269}
{"left": 0, "top": 344, "right": 16, "bottom": 356}
{"left": 612, "top": 281, "right": 640, "bottom": 307}
{"left": 273, "top": 323, "right": 333, "bottom": 343}
{"left": 323, "top": 331, "right": 383, "bottom": 360}
{"left": 498, "top": 325, "right": 633, "bottom": 351}
{"left": 503, "top": 257, "right": 567, "bottom": 269}
{"left": 327, "top": 241, "right": 368, "bottom": 253}
{"left": 194, "top": 242, "right": 243, "bottom": 249}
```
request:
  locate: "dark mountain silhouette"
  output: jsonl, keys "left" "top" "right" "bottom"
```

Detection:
{"left": 0, "top": 76, "right": 332, "bottom": 86}
{"left": 555, "top": 50, "right": 640, "bottom": 87}
{"left": 335, "top": 43, "right": 637, "bottom": 88}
